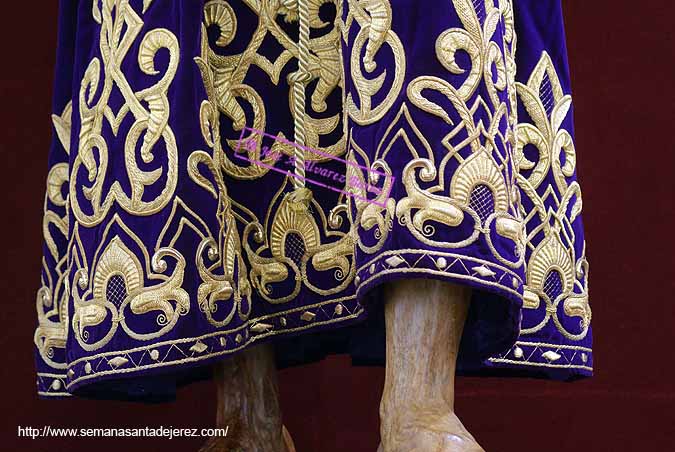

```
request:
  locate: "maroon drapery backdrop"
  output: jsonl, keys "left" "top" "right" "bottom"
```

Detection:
{"left": 2, "top": 1, "right": 674, "bottom": 451}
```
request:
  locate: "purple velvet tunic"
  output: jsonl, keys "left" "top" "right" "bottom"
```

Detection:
{"left": 35, "top": 0, "right": 592, "bottom": 400}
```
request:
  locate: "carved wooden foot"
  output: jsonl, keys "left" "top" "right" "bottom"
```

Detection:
{"left": 378, "top": 278, "right": 485, "bottom": 452}
{"left": 377, "top": 409, "right": 484, "bottom": 452}
{"left": 199, "top": 344, "right": 294, "bottom": 452}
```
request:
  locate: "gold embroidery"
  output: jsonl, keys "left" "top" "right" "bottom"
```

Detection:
{"left": 488, "top": 341, "right": 593, "bottom": 372}
{"left": 187, "top": 90, "right": 253, "bottom": 327}
{"left": 393, "top": 0, "right": 522, "bottom": 267}
{"left": 396, "top": 93, "right": 521, "bottom": 262}
{"left": 435, "top": 0, "right": 507, "bottom": 107}
{"left": 63, "top": 293, "right": 362, "bottom": 388}
{"left": 191, "top": 1, "right": 355, "bottom": 310}
{"left": 71, "top": 0, "right": 180, "bottom": 227}
{"left": 242, "top": 177, "right": 356, "bottom": 303}
{"left": 35, "top": 101, "right": 73, "bottom": 371}
{"left": 51, "top": 101, "right": 72, "bottom": 157}
{"left": 195, "top": 0, "right": 345, "bottom": 179}
{"left": 36, "top": 0, "right": 592, "bottom": 392}
{"left": 72, "top": 233, "right": 189, "bottom": 350}
{"left": 40, "top": 0, "right": 361, "bottom": 391}
{"left": 348, "top": 138, "right": 396, "bottom": 254}
{"left": 344, "top": 0, "right": 406, "bottom": 124}
{"left": 346, "top": 103, "right": 431, "bottom": 256}
{"left": 500, "top": 0, "right": 518, "bottom": 130}
{"left": 356, "top": 248, "right": 522, "bottom": 299}
{"left": 515, "top": 52, "right": 591, "bottom": 340}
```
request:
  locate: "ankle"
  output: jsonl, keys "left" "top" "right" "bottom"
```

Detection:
{"left": 380, "top": 396, "right": 455, "bottom": 424}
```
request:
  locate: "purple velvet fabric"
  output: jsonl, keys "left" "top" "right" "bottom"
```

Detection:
{"left": 34, "top": 0, "right": 592, "bottom": 401}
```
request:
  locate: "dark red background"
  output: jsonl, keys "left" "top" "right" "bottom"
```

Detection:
{"left": 2, "top": 2, "right": 674, "bottom": 451}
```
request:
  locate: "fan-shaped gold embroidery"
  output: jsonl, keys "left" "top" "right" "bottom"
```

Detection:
{"left": 450, "top": 149, "right": 508, "bottom": 213}
{"left": 526, "top": 234, "right": 574, "bottom": 299}
{"left": 270, "top": 196, "right": 321, "bottom": 260}
{"left": 92, "top": 238, "right": 143, "bottom": 302}
{"left": 46, "top": 164, "right": 69, "bottom": 207}
{"left": 203, "top": 0, "right": 237, "bottom": 47}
